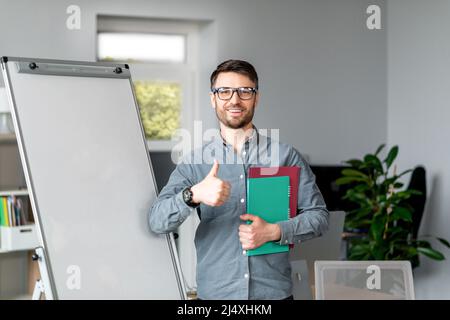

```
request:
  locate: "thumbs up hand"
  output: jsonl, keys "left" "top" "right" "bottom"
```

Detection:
{"left": 191, "top": 159, "right": 231, "bottom": 206}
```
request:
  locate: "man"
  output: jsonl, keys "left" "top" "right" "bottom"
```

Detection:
{"left": 149, "top": 59, "right": 328, "bottom": 300}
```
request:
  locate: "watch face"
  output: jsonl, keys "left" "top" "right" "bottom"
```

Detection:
{"left": 183, "top": 188, "right": 191, "bottom": 202}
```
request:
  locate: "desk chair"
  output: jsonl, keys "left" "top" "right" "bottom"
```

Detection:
{"left": 399, "top": 166, "right": 427, "bottom": 268}
{"left": 405, "top": 165, "right": 427, "bottom": 240}
{"left": 314, "top": 260, "right": 415, "bottom": 300}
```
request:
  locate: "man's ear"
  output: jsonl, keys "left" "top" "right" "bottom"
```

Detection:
{"left": 209, "top": 92, "right": 216, "bottom": 109}
{"left": 254, "top": 92, "right": 260, "bottom": 108}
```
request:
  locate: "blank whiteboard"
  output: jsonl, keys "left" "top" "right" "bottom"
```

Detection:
{"left": 1, "top": 57, "right": 185, "bottom": 299}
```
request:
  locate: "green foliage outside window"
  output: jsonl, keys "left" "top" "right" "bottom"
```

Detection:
{"left": 133, "top": 80, "right": 181, "bottom": 140}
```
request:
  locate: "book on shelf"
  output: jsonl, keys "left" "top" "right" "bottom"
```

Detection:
{"left": 0, "top": 195, "right": 29, "bottom": 227}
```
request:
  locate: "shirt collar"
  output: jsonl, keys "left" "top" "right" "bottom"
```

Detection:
{"left": 219, "top": 125, "right": 259, "bottom": 148}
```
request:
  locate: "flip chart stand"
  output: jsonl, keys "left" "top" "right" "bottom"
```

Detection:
{"left": 31, "top": 247, "right": 54, "bottom": 300}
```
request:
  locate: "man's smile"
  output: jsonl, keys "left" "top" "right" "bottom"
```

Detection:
{"left": 226, "top": 107, "right": 245, "bottom": 117}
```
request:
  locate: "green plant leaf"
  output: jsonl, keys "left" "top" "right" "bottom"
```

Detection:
{"left": 437, "top": 237, "right": 450, "bottom": 248}
{"left": 384, "top": 145, "right": 399, "bottom": 169}
{"left": 335, "top": 176, "right": 366, "bottom": 185}
{"left": 392, "top": 245, "right": 418, "bottom": 259}
{"left": 343, "top": 159, "right": 363, "bottom": 168}
{"left": 389, "top": 226, "right": 409, "bottom": 238}
{"left": 350, "top": 244, "right": 370, "bottom": 254}
{"left": 393, "top": 182, "right": 404, "bottom": 189}
{"left": 349, "top": 251, "right": 369, "bottom": 260}
{"left": 372, "top": 244, "right": 388, "bottom": 260}
{"left": 354, "top": 184, "right": 369, "bottom": 193}
{"left": 375, "top": 144, "right": 386, "bottom": 156}
{"left": 414, "top": 240, "right": 432, "bottom": 248}
{"left": 348, "top": 243, "right": 371, "bottom": 260}
{"left": 346, "top": 192, "right": 369, "bottom": 204}
{"left": 370, "top": 215, "right": 385, "bottom": 242}
{"left": 390, "top": 206, "right": 413, "bottom": 222}
{"left": 388, "top": 189, "right": 411, "bottom": 199}
{"left": 364, "top": 154, "right": 384, "bottom": 173}
{"left": 397, "top": 169, "right": 413, "bottom": 179}
{"left": 417, "top": 247, "right": 445, "bottom": 260}
{"left": 341, "top": 169, "right": 368, "bottom": 178}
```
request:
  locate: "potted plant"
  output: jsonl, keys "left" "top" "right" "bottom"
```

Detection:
{"left": 336, "top": 144, "right": 450, "bottom": 267}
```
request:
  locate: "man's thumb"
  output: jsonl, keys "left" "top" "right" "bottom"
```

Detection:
{"left": 208, "top": 159, "right": 219, "bottom": 177}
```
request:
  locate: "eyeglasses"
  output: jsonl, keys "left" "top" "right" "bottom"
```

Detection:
{"left": 211, "top": 87, "right": 258, "bottom": 101}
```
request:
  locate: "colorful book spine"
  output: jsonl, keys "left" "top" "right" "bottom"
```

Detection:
{"left": 0, "top": 196, "right": 4, "bottom": 226}
{"left": 0, "top": 196, "right": 28, "bottom": 227}
{"left": 2, "top": 197, "right": 9, "bottom": 226}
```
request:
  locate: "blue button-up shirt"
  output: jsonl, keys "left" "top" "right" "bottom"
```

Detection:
{"left": 149, "top": 128, "right": 329, "bottom": 299}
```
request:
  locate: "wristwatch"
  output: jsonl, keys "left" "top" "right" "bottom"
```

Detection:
{"left": 182, "top": 187, "right": 198, "bottom": 208}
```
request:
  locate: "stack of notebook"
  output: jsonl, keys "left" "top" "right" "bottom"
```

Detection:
{"left": 246, "top": 166, "right": 300, "bottom": 256}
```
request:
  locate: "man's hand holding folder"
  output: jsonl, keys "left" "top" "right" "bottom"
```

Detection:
{"left": 241, "top": 167, "right": 300, "bottom": 256}
{"left": 238, "top": 214, "right": 282, "bottom": 250}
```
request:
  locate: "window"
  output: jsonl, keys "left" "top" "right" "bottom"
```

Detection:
{"left": 134, "top": 80, "right": 181, "bottom": 140}
{"left": 97, "top": 32, "right": 186, "bottom": 63}
{"left": 97, "top": 16, "right": 199, "bottom": 150}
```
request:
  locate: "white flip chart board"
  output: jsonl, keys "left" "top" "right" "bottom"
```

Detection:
{"left": 1, "top": 57, "right": 185, "bottom": 299}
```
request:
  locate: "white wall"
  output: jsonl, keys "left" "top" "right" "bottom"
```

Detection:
{"left": 387, "top": 0, "right": 450, "bottom": 299}
{"left": 0, "top": 0, "right": 387, "bottom": 165}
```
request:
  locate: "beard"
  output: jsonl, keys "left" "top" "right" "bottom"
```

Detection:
{"left": 214, "top": 101, "right": 256, "bottom": 129}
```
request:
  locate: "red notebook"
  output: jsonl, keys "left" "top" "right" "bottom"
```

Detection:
{"left": 248, "top": 166, "right": 301, "bottom": 249}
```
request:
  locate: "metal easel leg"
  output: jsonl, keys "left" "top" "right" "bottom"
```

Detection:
{"left": 31, "top": 247, "right": 53, "bottom": 300}
{"left": 32, "top": 279, "right": 44, "bottom": 300}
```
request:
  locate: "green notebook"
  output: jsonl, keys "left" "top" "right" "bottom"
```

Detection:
{"left": 246, "top": 176, "right": 290, "bottom": 256}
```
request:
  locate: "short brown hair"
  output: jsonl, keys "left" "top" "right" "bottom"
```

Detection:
{"left": 210, "top": 59, "right": 259, "bottom": 90}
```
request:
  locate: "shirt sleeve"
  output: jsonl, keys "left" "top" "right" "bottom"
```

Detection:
{"left": 276, "top": 147, "right": 329, "bottom": 244}
{"left": 148, "top": 161, "right": 197, "bottom": 234}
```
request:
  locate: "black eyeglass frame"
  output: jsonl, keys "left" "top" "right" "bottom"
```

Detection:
{"left": 211, "top": 87, "right": 258, "bottom": 100}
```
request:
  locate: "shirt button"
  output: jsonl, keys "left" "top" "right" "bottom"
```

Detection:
{"left": 240, "top": 174, "right": 244, "bottom": 179}
{"left": 242, "top": 250, "right": 246, "bottom": 255}
{"left": 244, "top": 273, "right": 249, "bottom": 279}
{"left": 240, "top": 198, "right": 245, "bottom": 203}
{"left": 285, "top": 240, "right": 289, "bottom": 244}
{"left": 242, "top": 151, "right": 247, "bottom": 156}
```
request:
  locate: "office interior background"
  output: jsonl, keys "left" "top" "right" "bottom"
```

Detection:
{"left": 0, "top": 0, "right": 449, "bottom": 299}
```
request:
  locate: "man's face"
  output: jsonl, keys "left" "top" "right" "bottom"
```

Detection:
{"left": 210, "top": 72, "right": 259, "bottom": 130}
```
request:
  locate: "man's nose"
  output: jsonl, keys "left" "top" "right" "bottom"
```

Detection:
{"left": 230, "top": 90, "right": 242, "bottom": 104}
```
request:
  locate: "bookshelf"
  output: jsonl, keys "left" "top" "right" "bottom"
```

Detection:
{"left": 0, "top": 135, "right": 38, "bottom": 253}
{"left": 0, "top": 133, "right": 16, "bottom": 143}
{"left": 0, "top": 133, "right": 39, "bottom": 299}
{"left": 0, "top": 189, "right": 29, "bottom": 197}
{"left": 0, "top": 189, "right": 38, "bottom": 253}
